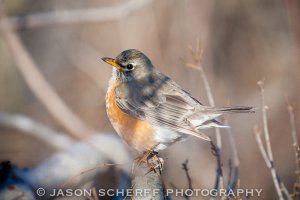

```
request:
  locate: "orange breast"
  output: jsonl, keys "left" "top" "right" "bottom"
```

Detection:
{"left": 106, "top": 79, "right": 157, "bottom": 153}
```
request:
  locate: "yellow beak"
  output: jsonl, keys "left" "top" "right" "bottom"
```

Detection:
{"left": 101, "top": 57, "right": 122, "bottom": 69}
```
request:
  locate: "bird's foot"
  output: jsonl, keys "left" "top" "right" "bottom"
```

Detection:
{"left": 147, "top": 153, "right": 164, "bottom": 174}
{"left": 132, "top": 151, "right": 164, "bottom": 174}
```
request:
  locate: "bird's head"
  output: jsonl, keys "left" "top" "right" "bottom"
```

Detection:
{"left": 102, "top": 49, "right": 154, "bottom": 81}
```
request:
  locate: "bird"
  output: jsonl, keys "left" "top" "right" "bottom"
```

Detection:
{"left": 102, "top": 49, "right": 254, "bottom": 155}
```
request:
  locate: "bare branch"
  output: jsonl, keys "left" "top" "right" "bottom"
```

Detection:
{"left": 186, "top": 42, "right": 221, "bottom": 148}
{"left": 66, "top": 41, "right": 108, "bottom": 91}
{"left": 224, "top": 117, "right": 239, "bottom": 168}
{"left": 253, "top": 125, "right": 272, "bottom": 168}
{"left": 0, "top": 0, "right": 153, "bottom": 30}
{"left": 1, "top": 18, "right": 95, "bottom": 139}
{"left": 287, "top": 105, "right": 298, "bottom": 148}
{"left": 15, "top": 134, "right": 132, "bottom": 191}
{"left": 210, "top": 140, "right": 224, "bottom": 191}
{"left": 224, "top": 118, "right": 239, "bottom": 190}
{"left": 187, "top": 40, "right": 224, "bottom": 190}
{"left": 281, "top": 182, "right": 293, "bottom": 200}
{"left": 257, "top": 80, "right": 274, "bottom": 162}
{"left": 92, "top": 187, "right": 99, "bottom": 200}
{"left": 256, "top": 79, "right": 284, "bottom": 200}
{"left": 0, "top": 134, "right": 132, "bottom": 199}
{"left": 287, "top": 104, "right": 300, "bottom": 199}
{"left": 182, "top": 160, "right": 193, "bottom": 190}
{"left": 0, "top": 112, "right": 74, "bottom": 150}
{"left": 253, "top": 125, "right": 292, "bottom": 200}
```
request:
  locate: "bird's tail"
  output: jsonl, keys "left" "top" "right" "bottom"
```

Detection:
{"left": 203, "top": 106, "right": 255, "bottom": 114}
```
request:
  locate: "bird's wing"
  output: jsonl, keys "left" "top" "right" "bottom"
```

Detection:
{"left": 114, "top": 74, "right": 219, "bottom": 141}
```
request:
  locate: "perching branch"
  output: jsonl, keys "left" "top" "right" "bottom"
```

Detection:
{"left": 128, "top": 156, "right": 165, "bottom": 200}
{"left": 0, "top": 0, "right": 153, "bottom": 30}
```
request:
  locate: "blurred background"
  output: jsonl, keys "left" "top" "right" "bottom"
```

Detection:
{"left": 0, "top": 0, "right": 300, "bottom": 199}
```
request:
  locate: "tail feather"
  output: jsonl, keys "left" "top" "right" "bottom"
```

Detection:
{"left": 204, "top": 106, "right": 255, "bottom": 114}
{"left": 196, "top": 119, "right": 230, "bottom": 129}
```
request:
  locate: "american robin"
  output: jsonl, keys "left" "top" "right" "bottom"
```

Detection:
{"left": 102, "top": 49, "right": 253, "bottom": 154}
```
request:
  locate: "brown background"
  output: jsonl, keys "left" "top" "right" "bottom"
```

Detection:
{"left": 1, "top": 0, "right": 300, "bottom": 199}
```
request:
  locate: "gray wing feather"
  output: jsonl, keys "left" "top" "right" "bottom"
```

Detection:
{"left": 114, "top": 72, "right": 216, "bottom": 141}
{"left": 114, "top": 70, "right": 253, "bottom": 141}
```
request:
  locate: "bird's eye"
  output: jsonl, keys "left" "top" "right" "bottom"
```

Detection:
{"left": 127, "top": 64, "right": 134, "bottom": 70}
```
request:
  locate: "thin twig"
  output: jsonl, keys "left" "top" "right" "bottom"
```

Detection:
{"left": 92, "top": 187, "right": 99, "bottom": 200}
{"left": 257, "top": 79, "right": 284, "bottom": 200}
{"left": 182, "top": 160, "right": 193, "bottom": 190}
{"left": 236, "top": 179, "right": 242, "bottom": 200}
{"left": 254, "top": 125, "right": 292, "bottom": 200}
{"left": 224, "top": 117, "right": 239, "bottom": 190}
{"left": 281, "top": 182, "right": 293, "bottom": 200}
{"left": 0, "top": 0, "right": 153, "bottom": 30}
{"left": 1, "top": 15, "right": 95, "bottom": 139}
{"left": 187, "top": 39, "right": 224, "bottom": 191}
{"left": 253, "top": 125, "right": 272, "bottom": 168}
{"left": 287, "top": 104, "right": 300, "bottom": 199}
{"left": 257, "top": 80, "right": 274, "bottom": 163}
{"left": 210, "top": 140, "right": 223, "bottom": 191}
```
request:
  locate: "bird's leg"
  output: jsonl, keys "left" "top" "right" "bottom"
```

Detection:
{"left": 132, "top": 150, "right": 151, "bottom": 174}
{"left": 146, "top": 152, "right": 164, "bottom": 174}
{"left": 132, "top": 150, "right": 164, "bottom": 174}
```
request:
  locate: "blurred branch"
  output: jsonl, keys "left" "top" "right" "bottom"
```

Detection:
{"left": 224, "top": 118, "right": 239, "bottom": 190}
{"left": 1, "top": 17, "right": 95, "bottom": 139}
{"left": 0, "top": 134, "right": 132, "bottom": 199}
{"left": 253, "top": 126, "right": 291, "bottom": 200}
{"left": 253, "top": 126, "right": 271, "bottom": 168}
{"left": 285, "top": 0, "right": 300, "bottom": 68}
{"left": 0, "top": 0, "right": 153, "bottom": 30}
{"left": 210, "top": 140, "right": 224, "bottom": 192}
{"left": 0, "top": 169, "right": 36, "bottom": 200}
{"left": 15, "top": 134, "right": 132, "bottom": 193}
{"left": 186, "top": 39, "right": 224, "bottom": 191}
{"left": 287, "top": 104, "right": 300, "bottom": 199}
{"left": 92, "top": 187, "right": 99, "bottom": 200}
{"left": 257, "top": 80, "right": 275, "bottom": 167}
{"left": 0, "top": 112, "right": 74, "bottom": 150}
{"left": 255, "top": 80, "right": 286, "bottom": 200}
{"left": 66, "top": 41, "right": 108, "bottom": 91}
{"left": 182, "top": 160, "right": 193, "bottom": 190}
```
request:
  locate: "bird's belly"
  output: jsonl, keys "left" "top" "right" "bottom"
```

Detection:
{"left": 105, "top": 80, "right": 186, "bottom": 153}
{"left": 106, "top": 82, "right": 158, "bottom": 153}
{"left": 153, "top": 127, "right": 187, "bottom": 151}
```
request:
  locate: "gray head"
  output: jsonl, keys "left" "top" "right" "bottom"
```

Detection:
{"left": 102, "top": 49, "right": 154, "bottom": 81}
